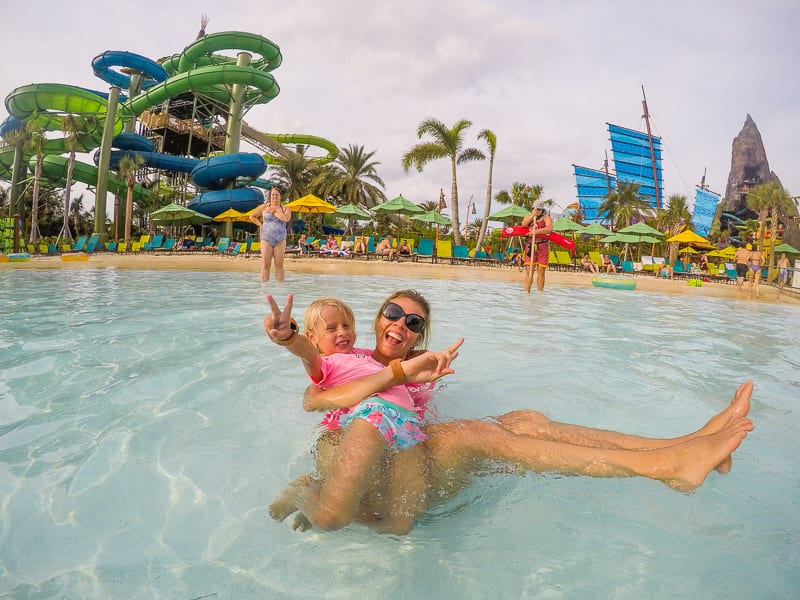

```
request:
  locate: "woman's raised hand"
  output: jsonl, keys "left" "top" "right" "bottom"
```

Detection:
{"left": 264, "top": 294, "right": 295, "bottom": 342}
{"left": 402, "top": 338, "right": 464, "bottom": 383}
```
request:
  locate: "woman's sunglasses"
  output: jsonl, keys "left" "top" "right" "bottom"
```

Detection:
{"left": 381, "top": 301, "right": 426, "bottom": 334}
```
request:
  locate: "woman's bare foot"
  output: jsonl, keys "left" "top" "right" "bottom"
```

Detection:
{"left": 662, "top": 417, "right": 754, "bottom": 492}
{"left": 697, "top": 381, "right": 752, "bottom": 437}
{"left": 697, "top": 381, "right": 752, "bottom": 474}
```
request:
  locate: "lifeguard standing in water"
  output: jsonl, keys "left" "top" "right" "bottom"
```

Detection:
{"left": 521, "top": 200, "right": 553, "bottom": 293}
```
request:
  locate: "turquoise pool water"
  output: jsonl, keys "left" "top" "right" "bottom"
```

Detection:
{"left": 0, "top": 269, "right": 798, "bottom": 599}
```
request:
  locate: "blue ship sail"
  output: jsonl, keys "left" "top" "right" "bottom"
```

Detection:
{"left": 573, "top": 165, "right": 616, "bottom": 223}
{"left": 691, "top": 187, "right": 720, "bottom": 236}
{"left": 607, "top": 123, "right": 663, "bottom": 208}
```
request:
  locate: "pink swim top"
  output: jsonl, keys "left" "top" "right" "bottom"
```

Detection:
{"left": 316, "top": 347, "right": 435, "bottom": 430}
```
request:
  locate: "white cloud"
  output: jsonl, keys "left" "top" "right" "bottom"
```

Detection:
{"left": 1, "top": 0, "right": 798, "bottom": 221}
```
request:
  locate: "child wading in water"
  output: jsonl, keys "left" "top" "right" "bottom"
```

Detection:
{"left": 264, "top": 293, "right": 461, "bottom": 534}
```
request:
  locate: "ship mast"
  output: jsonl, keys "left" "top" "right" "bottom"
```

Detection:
{"left": 641, "top": 85, "right": 661, "bottom": 209}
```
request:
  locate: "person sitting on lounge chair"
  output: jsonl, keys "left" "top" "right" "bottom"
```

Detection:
{"left": 376, "top": 235, "right": 395, "bottom": 260}
{"left": 397, "top": 240, "right": 412, "bottom": 257}
{"left": 354, "top": 237, "right": 367, "bottom": 254}
{"left": 602, "top": 254, "right": 617, "bottom": 274}
{"left": 580, "top": 253, "right": 598, "bottom": 274}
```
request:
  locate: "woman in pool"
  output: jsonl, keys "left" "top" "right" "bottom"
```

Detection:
{"left": 264, "top": 293, "right": 462, "bottom": 534}
{"left": 249, "top": 187, "right": 292, "bottom": 282}
{"left": 265, "top": 292, "right": 754, "bottom": 533}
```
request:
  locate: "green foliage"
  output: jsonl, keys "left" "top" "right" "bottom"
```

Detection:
{"left": 598, "top": 182, "right": 654, "bottom": 229}
{"left": 401, "top": 117, "right": 485, "bottom": 245}
{"left": 312, "top": 144, "right": 386, "bottom": 208}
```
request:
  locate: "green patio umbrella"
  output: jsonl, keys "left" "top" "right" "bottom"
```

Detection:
{"left": 582, "top": 222, "right": 613, "bottom": 236}
{"left": 774, "top": 242, "right": 800, "bottom": 254}
{"left": 372, "top": 194, "right": 424, "bottom": 216}
{"left": 150, "top": 203, "right": 212, "bottom": 226}
{"left": 333, "top": 203, "right": 372, "bottom": 234}
{"left": 411, "top": 210, "right": 452, "bottom": 227}
{"left": 333, "top": 203, "right": 372, "bottom": 220}
{"left": 552, "top": 217, "right": 586, "bottom": 233}
{"left": 616, "top": 222, "right": 664, "bottom": 238}
{"left": 488, "top": 205, "right": 530, "bottom": 222}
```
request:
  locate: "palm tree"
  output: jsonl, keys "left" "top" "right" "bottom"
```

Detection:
{"left": 475, "top": 129, "right": 496, "bottom": 249}
{"left": 598, "top": 182, "right": 653, "bottom": 230}
{"left": 312, "top": 144, "right": 386, "bottom": 208}
{"left": 272, "top": 151, "right": 317, "bottom": 201}
{"left": 495, "top": 182, "right": 537, "bottom": 210}
{"left": 746, "top": 181, "right": 796, "bottom": 276}
{"left": 654, "top": 194, "right": 692, "bottom": 264}
{"left": 117, "top": 154, "right": 145, "bottom": 247}
{"left": 24, "top": 118, "right": 47, "bottom": 245}
{"left": 401, "top": 118, "right": 485, "bottom": 245}
{"left": 70, "top": 193, "right": 87, "bottom": 237}
{"left": 58, "top": 115, "right": 82, "bottom": 244}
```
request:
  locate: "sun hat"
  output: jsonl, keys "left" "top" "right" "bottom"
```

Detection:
{"left": 533, "top": 200, "right": 545, "bottom": 210}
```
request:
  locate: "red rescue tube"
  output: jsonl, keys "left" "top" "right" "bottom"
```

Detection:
{"left": 499, "top": 226, "right": 576, "bottom": 251}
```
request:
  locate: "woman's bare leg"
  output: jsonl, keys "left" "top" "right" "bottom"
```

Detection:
{"left": 425, "top": 416, "right": 753, "bottom": 493}
{"left": 495, "top": 381, "right": 752, "bottom": 473}
{"left": 260, "top": 243, "right": 274, "bottom": 282}
{"left": 272, "top": 240, "right": 287, "bottom": 281}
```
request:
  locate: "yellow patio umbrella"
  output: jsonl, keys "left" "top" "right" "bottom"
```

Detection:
{"left": 666, "top": 229, "right": 713, "bottom": 247}
{"left": 213, "top": 208, "right": 247, "bottom": 222}
{"left": 283, "top": 194, "right": 337, "bottom": 213}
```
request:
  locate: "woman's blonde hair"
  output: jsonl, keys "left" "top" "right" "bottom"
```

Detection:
{"left": 303, "top": 297, "right": 356, "bottom": 337}
{"left": 374, "top": 289, "right": 431, "bottom": 349}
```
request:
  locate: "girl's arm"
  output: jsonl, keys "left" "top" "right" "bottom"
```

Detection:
{"left": 265, "top": 294, "right": 323, "bottom": 380}
{"left": 303, "top": 338, "right": 464, "bottom": 412}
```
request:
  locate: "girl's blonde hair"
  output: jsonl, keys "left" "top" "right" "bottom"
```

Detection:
{"left": 303, "top": 297, "right": 356, "bottom": 337}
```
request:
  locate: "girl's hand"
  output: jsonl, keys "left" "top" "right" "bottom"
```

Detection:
{"left": 264, "top": 294, "right": 295, "bottom": 341}
{"left": 402, "top": 338, "right": 464, "bottom": 383}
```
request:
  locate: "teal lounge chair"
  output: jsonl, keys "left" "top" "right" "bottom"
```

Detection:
{"left": 621, "top": 260, "right": 636, "bottom": 275}
{"left": 72, "top": 235, "right": 87, "bottom": 251}
{"left": 452, "top": 245, "right": 471, "bottom": 265}
{"left": 415, "top": 238, "right": 435, "bottom": 263}
{"left": 85, "top": 234, "right": 101, "bottom": 253}
{"left": 144, "top": 235, "right": 164, "bottom": 251}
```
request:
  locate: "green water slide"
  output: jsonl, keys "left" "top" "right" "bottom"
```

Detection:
{"left": 1, "top": 30, "right": 337, "bottom": 197}
{"left": 37, "top": 154, "right": 150, "bottom": 201}
{"left": 4, "top": 83, "right": 123, "bottom": 153}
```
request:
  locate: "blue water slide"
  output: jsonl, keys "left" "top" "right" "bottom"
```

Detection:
{"left": 92, "top": 51, "right": 169, "bottom": 90}
{"left": 189, "top": 188, "right": 264, "bottom": 216}
{"left": 93, "top": 133, "right": 200, "bottom": 173}
{"left": 188, "top": 153, "right": 268, "bottom": 216}
{"left": 191, "top": 153, "right": 267, "bottom": 189}
{"left": 76, "top": 87, "right": 128, "bottom": 102}
{"left": 0, "top": 115, "right": 24, "bottom": 136}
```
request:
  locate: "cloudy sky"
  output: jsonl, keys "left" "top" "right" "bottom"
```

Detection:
{"left": 2, "top": 0, "right": 797, "bottom": 220}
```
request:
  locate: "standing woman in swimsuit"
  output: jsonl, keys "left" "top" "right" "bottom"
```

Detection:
{"left": 747, "top": 244, "right": 764, "bottom": 299}
{"left": 249, "top": 187, "right": 292, "bottom": 282}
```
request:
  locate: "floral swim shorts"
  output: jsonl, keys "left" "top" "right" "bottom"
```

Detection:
{"left": 339, "top": 397, "right": 426, "bottom": 449}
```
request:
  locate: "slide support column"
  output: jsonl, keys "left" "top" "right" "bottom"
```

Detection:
{"left": 94, "top": 86, "right": 121, "bottom": 241}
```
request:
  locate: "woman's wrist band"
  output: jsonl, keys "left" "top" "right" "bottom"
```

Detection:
{"left": 389, "top": 359, "right": 407, "bottom": 384}
{"left": 271, "top": 318, "right": 299, "bottom": 346}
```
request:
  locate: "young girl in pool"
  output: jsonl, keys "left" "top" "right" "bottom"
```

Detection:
{"left": 264, "top": 294, "right": 462, "bottom": 534}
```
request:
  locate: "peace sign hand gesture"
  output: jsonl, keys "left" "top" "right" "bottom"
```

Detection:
{"left": 264, "top": 294, "right": 295, "bottom": 343}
